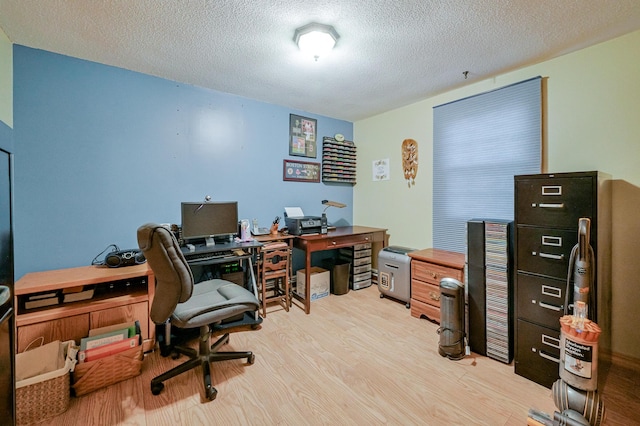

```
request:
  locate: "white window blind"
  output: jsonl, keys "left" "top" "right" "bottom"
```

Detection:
{"left": 433, "top": 77, "right": 542, "bottom": 253}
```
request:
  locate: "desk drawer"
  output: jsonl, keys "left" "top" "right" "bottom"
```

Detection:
{"left": 411, "top": 279, "right": 441, "bottom": 308}
{"left": 322, "top": 233, "right": 373, "bottom": 250}
{"left": 411, "top": 261, "right": 463, "bottom": 286}
{"left": 410, "top": 298, "right": 440, "bottom": 323}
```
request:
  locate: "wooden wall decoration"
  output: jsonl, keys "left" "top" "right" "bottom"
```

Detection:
{"left": 402, "top": 138, "right": 418, "bottom": 187}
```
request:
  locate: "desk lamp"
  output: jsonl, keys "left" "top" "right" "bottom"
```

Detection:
{"left": 321, "top": 200, "right": 346, "bottom": 234}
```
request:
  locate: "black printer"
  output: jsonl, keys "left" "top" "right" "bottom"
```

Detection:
{"left": 284, "top": 214, "right": 322, "bottom": 235}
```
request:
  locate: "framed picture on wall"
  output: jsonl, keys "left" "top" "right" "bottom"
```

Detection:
{"left": 283, "top": 159, "right": 321, "bottom": 182}
{"left": 289, "top": 114, "right": 317, "bottom": 158}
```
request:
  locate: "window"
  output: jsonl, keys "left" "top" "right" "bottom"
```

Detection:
{"left": 433, "top": 77, "right": 542, "bottom": 253}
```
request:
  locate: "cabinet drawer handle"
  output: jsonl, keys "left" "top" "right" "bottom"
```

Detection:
{"left": 538, "top": 252, "right": 564, "bottom": 261}
{"left": 331, "top": 241, "right": 337, "bottom": 245}
{"left": 538, "top": 351, "right": 560, "bottom": 364}
{"left": 539, "top": 301, "right": 563, "bottom": 311}
{"left": 429, "top": 271, "right": 438, "bottom": 279}
{"left": 429, "top": 291, "right": 440, "bottom": 301}
{"left": 538, "top": 203, "right": 565, "bottom": 209}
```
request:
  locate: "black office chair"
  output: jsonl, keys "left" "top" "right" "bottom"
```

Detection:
{"left": 137, "top": 223, "right": 262, "bottom": 401}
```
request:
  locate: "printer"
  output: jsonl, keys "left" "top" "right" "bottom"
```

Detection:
{"left": 283, "top": 207, "right": 323, "bottom": 235}
{"left": 284, "top": 214, "right": 322, "bottom": 235}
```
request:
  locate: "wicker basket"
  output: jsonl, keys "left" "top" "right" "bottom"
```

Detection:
{"left": 72, "top": 345, "right": 144, "bottom": 396}
{"left": 16, "top": 340, "right": 75, "bottom": 425}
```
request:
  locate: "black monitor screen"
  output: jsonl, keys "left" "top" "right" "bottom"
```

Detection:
{"left": 181, "top": 201, "right": 238, "bottom": 244}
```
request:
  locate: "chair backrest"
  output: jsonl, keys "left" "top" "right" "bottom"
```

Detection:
{"left": 137, "top": 223, "right": 193, "bottom": 324}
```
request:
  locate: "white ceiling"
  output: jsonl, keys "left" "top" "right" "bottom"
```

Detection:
{"left": 1, "top": 0, "right": 640, "bottom": 122}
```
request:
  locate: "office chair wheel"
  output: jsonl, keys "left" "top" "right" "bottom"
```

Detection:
{"left": 205, "top": 386, "right": 218, "bottom": 401}
{"left": 159, "top": 344, "right": 172, "bottom": 357}
{"left": 380, "top": 294, "right": 384, "bottom": 298}
{"left": 170, "top": 350, "right": 181, "bottom": 360}
{"left": 405, "top": 302, "right": 410, "bottom": 309}
{"left": 151, "top": 382, "right": 164, "bottom": 396}
{"left": 248, "top": 353, "right": 255, "bottom": 365}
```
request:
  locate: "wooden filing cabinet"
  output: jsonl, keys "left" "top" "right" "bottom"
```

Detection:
{"left": 14, "top": 264, "right": 155, "bottom": 353}
{"left": 408, "top": 248, "right": 465, "bottom": 323}
{"left": 514, "top": 171, "right": 610, "bottom": 388}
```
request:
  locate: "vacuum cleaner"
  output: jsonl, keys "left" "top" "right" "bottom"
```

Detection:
{"left": 528, "top": 218, "right": 606, "bottom": 426}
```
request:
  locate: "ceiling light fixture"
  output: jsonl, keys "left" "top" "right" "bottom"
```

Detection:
{"left": 294, "top": 23, "right": 339, "bottom": 61}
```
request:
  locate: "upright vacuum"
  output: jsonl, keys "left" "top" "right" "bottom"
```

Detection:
{"left": 529, "top": 218, "right": 606, "bottom": 426}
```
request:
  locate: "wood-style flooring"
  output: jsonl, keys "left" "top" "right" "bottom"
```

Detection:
{"left": 37, "top": 285, "right": 638, "bottom": 425}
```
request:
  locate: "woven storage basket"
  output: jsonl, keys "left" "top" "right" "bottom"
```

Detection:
{"left": 16, "top": 340, "right": 75, "bottom": 425}
{"left": 72, "top": 345, "right": 144, "bottom": 396}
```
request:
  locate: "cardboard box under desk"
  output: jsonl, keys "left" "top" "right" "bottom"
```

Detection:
{"left": 296, "top": 267, "right": 330, "bottom": 301}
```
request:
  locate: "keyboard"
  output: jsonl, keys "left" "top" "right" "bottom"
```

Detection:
{"left": 183, "top": 250, "right": 235, "bottom": 263}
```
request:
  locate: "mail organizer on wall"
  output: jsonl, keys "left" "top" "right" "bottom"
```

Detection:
{"left": 322, "top": 136, "right": 357, "bottom": 185}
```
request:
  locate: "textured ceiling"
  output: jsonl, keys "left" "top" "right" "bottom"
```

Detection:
{"left": 1, "top": 0, "right": 640, "bottom": 121}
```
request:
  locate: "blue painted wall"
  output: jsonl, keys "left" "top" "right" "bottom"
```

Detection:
{"left": 12, "top": 45, "right": 353, "bottom": 279}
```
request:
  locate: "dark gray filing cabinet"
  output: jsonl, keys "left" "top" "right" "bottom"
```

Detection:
{"left": 514, "top": 171, "right": 611, "bottom": 388}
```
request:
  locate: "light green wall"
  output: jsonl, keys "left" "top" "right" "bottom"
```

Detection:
{"left": 0, "top": 27, "right": 12, "bottom": 128}
{"left": 354, "top": 29, "right": 640, "bottom": 359}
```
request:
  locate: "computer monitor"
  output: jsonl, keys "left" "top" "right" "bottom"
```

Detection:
{"left": 181, "top": 201, "right": 238, "bottom": 247}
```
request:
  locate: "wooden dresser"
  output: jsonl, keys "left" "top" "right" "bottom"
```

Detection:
{"left": 408, "top": 248, "right": 465, "bottom": 323}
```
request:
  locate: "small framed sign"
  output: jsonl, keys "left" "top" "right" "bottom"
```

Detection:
{"left": 283, "top": 159, "right": 320, "bottom": 182}
{"left": 289, "top": 114, "right": 317, "bottom": 158}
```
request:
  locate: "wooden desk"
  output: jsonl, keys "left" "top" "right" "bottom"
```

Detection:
{"left": 292, "top": 226, "right": 388, "bottom": 314}
{"left": 14, "top": 264, "right": 155, "bottom": 353}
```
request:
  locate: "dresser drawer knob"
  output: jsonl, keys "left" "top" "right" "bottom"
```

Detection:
{"left": 429, "top": 291, "right": 440, "bottom": 301}
{"left": 430, "top": 271, "right": 437, "bottom": 279}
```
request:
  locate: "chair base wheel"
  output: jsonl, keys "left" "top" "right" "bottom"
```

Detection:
{"left": 205, "top": 386, "right": 218, "bottom": 401}
{"left": 248, "top": 353, "right": 255, "bottom": 365}
{"left": 151, "top": 382, "right": 164, "bottom": 395}
{"left": 159, "top": 345, "right": 172, "bottom": 357}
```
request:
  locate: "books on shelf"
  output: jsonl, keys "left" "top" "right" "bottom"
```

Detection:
{"left": 24, "top": 296, "right": 59, "bottom": 309}
{"left": 63, "top": 288, "right": 95, "bottom": 303}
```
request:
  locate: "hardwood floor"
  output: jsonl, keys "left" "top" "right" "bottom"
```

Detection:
{"left": 38, "top": 285, "right": 638, "bottom": 425}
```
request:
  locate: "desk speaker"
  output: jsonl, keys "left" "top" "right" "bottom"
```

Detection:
{"left": 105, "top": 249, "right": 146, "bottom": 268}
